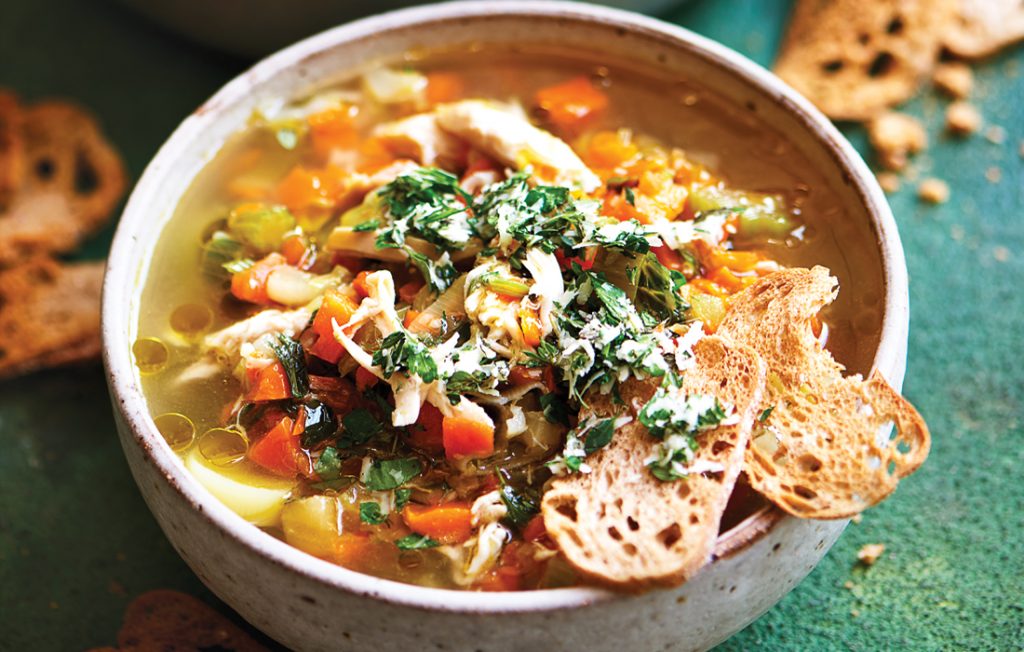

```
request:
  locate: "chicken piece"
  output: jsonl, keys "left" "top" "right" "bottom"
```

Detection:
{"left": 435, "top": 100, "right": 601, "bottom": 192}
{"left": 204, "top": 306, "right": 312, "bottom": 364}
{"left": 373, "top": 113, "right": 466, "bottom": 167}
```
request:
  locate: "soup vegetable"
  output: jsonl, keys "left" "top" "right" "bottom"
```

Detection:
{"left": 137, "top": 54, "right": 866, "bottom": 591}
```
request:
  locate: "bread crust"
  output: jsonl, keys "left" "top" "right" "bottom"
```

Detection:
{"left": 944, "top": 0, "right": 1024, "bottom": 59}
{"left": 718, "top": 267, "right": 930, "bottom": 519}
{"left": 774, "top": 0, "right": 957, "bottom": 121}
{"left": 541, "top": 336, "right": 765, "bottom": 591}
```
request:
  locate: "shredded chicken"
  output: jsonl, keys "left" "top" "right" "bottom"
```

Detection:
{"left": 204, "top": 306, "right": 312, "bottom": 365}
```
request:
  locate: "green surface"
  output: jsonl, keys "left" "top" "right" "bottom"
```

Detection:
{"left": 0, "top": 0, "right": 1020, "bottom": 650}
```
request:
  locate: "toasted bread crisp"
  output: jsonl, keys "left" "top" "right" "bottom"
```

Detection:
{"left": 0, "top": 99, "right": 125, "bottom": 264}
{"left": 96, "top": 590, "right": 269, "bottom": 652}
{"left": 0, "top": 92, "right": 24, "bottom": 208}
{"left": 0, "top": 255, "right": 105, "bottom": 379}
{"left": 718, "top": 267, "right": 930, "bottom": 519}
{"left": 944, "top": 0, "right": 1024, "bottom": 59}
{"left": 541, "top": 336, "right": 765, "bottom": 590}
{"left": 774, "top": 0, "right": 957, "bottom": 121}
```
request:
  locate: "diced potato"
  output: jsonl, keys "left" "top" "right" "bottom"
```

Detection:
{"left": 186, "top": 450, "right": 296, "bottom": 527}
{"left": 265, "top": 266, "right": 321, "bottom": 307}
{"left": 280, "top": 495, "right": 345, "bottom": 559}
{"left": 362, "top": 68, "right": 428, "bottom": 107}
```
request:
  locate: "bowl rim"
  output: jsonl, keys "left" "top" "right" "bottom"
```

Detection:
{"left": 102, "top": 0, "right": 908, "bottom": 614}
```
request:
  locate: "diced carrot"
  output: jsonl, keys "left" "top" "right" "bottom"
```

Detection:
{"left": 332, "top": 533, "right": 376, "bottom": 568}
{"left": 276, "top": 166, "right": 339, "bottom": 214}
{"left": 248, "top": 413, "right": 310, "bottom": 477}
{"left": 534, "top": 76, "right": 609, "bottom": 133}
{"left": 651, "top": 244, "right": 686, "bottom": 272}
{"left": 704, "top": 247, "right": 761, "bottom": 273}
{"left": 309, "top": 290, "right": 359, "bottom": 363}
{"left": 355, "top": 366, "right": 379, "bottom": 392}
{"left": 356, "top": 137, "right": 398, "bottom": 173}
{"left": 402, "top": 309, "right": 420, "bottom": 329}
{"left": 442, "top": 415, "right": 495, "bottom": 460}
{"left": 407, "top": 402, "right": 444, "bottom": 453}
{"left": 425, "top": 72, "right": 465, "bottom": 105}
{"left": 518, "top": 305, "right": 543, "bottom": 348}
{"left": 352, "top": 271, "right": 372, "bottom": 301}
{"left": 601, "top": 191, "right": 645, "bottom": 223}
{"left": 583, "top": 130, "right": 638, "bottom": 169}
{"left": 307, "top": 105, "right": 359, "bottom": 160}
{"left": 707, "top": 267, "right": 757, "bottom": 294}
{"left": 507, "top": 365, "right": 557, "bottom": 393}
{"left": 402, "top": 502, "right": 474, "bottom": 544}
{"left": 688, "top": 278, "right": 731, "bottom": 300}
{"left": 554, "top": 248, "right": 595, "bottom": 272}
{"left": 230, "top": 253, "right": 287, "bottom": 305}
{"left": 244, "top": 361, "right": 291, "bottom": 402}
{"left": 398, "top": 279, "right": 424, "bottom": 305}
{"left": 281, "top": 234, "right": 308, "bottom": 267}
{"left": 522, "top": 514, "right": 550, "bottom": 544}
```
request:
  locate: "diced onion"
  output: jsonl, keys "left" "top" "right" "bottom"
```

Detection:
{"left": 266, "top": 266, "right": 322, "bottom": 307}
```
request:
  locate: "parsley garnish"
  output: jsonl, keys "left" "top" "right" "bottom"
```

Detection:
{"left": 359, "top": 502, "right": 387, "bottom": 525}
{"left": 299, "top": 400, "right": 336, "bottom": 448}
{"left": 500, "top": 484, "right": 539, "bottom": 529}
{"left": 372, "top": 331, "right": 438, "bottom": 383}
{"left": 337, "top": 408, "right": 382, "bottom": 448}
{"left": 269, "top": 333, "right": 309, "bottom": 398}
{"left": 394, "top": 488, "right": 413, "bottom": 511}
{"left": 395, "top": 534, "right": 439, "bottom": 550}
{"left": 759, "top": 406, "right": 774, "bottom": 422}
{"left": 363, "top": 458, "right": 422, "bottom": 491}
{"left": 539, "top": 393, "right": 570, "bottom": 426}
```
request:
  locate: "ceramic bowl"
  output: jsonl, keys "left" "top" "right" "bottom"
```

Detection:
{"left": 102, "top": 3, "right": 909, "bottom": 650}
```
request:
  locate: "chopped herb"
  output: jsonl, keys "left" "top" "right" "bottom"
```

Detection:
{"left": 582, "top": 418, "right": 615, "bottom": 455}
{"left": 337, "top": 408, "right": 382, "bottom": 448}
{"left": 500, "top": 484, "right": 539, "bottom": 529}
{"left": 640, "top": 387, "right": 736, "bottom": 481}
{"left": 629, "top": 252, "right": 689, "bottom": 325}
{"left": 222, "top": 258, "right": 254, "bottom": 275}
{"left": 624, "top": 186, "right": 636, "bottom": 206}
{"left": 314, "top": 446, "right": 342, "bottom": 479}
{"left": 539, "top": 393, "right": 570, "bottom": 426}
{"left": 394, "top": 488, "right": 413, "bottom": 511}
{"left": 353, "top": 219, "right": 381, "bottom": 232}
{"left": 359, "top": 502, "right": 387, "bottom": 525}
{"left": 759, "top": 406, "right": 775, "bottom": 422}
{"left": 363, "top": 458, "right": 422, "bottom": 491}
{"left": 299, "top": 400, "right": 337, "bottom": 448}
{"left": 269, "top": 333, "right": 309, "bottom": 398}
{"left": 395, "top": 534, "right": 439, "bottom": 550}
{"left": 372, "top": 331, "right": 438, "bottom": 383}
{"left": 275, "top": 127, "right": 299, "bottom": 150}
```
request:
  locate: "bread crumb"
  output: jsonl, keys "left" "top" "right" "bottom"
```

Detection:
{"left": 868, "top": 112, "right": 928, "bottom": 171}
{"left": 1020, "top": 140, "right": 1024, "bottom": 159}
{"left": 945, "top": 101, "right": 982, "bottom": 136}
{"left": 850, "top": 608, "right": 861, "bottom": 618}
{"left": 932, "top": 62, "right": 973, "bottom": 99}
{"left": 918, "top": 178, "right": 950, "bottom": 204}
{"left": 843, "top": 580, "right": 856, "bottom": 590}
{"left": 951, "top": 224, "right": 965, "bottom": 241}
{"left": 994, "top": 246, "right": 1010, "bottom": 263}
{"left": 857, "top": 543, "right": 886, "bottom": 565}
{"left": 851, "top": 513, "right": 863, "bottom": 524}
{"left": 876, "top": 172, "right": 900, "bottom": 193}
{"left": 986, "top": 167, "right": 1002, "bottom": 184}
{"left": 984, "top": 125, "right": 1006, "bottom": 145}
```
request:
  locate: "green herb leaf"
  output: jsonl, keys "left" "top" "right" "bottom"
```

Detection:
{"left": 269, "top": 334, "right": 309, "bottom": 398}
{"left": 624, "top": 186, "right": 636, "bottom": 206}
{"left": 359, "top": 502, "right": 387, "bottom": 525}
{"left": 394, "top": 488, "right": 413, "bottom": 511}
{"left": 499, "top": 484, "right": 539, "bottom": 529}
{"left": 314, "top": 446, "right": 342, "bottom": 479}
{"left": 372, "top": 331, "right": 438, "bottom": 383}
{"left": 758, "top": 406, "right": 774, "bottom": 422}
{"left": 582, "top": 418, "right": 615, "bottom": 455}
{"left": 353, "top": 219, "right": 381, "bottom": 232}
{"left": 299, "top": 400, "right": 336, "bottom": 448}
{"left": 337, "top": 408, "right": 382, "bottom": 448}
{"left": 539, "top": 394, "right": 570, "bottom": 426}
{"left": 395, "top": 534, "right": 439, "bottom": 550}
{"left": 363, "top": 458, "right": 422, "bottom": 491}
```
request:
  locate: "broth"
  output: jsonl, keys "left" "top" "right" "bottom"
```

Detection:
{"left": 137, "top": 44, "right": 884, "bottom": 590}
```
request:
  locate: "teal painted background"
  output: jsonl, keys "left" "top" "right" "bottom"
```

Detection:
{"left": 0, "top": 1, "right": 1020, "bottom": 649}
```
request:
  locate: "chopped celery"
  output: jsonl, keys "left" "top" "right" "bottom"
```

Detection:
{"left": 227, "top": 204, "right": 296, "bottom": 254}
{"left": 201, "top": 230, "right": 244, "bottom": 280}
{"left": 484, "top": 277, "right": 531, "bottom": 298}
{"left": 737, "top": 211, "right": 797, "bottom": 240}
{"left": 340, "top": 192, "right": 385, "bottom": 228}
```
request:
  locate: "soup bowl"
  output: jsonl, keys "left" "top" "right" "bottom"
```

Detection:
{"left": 102, "top": 2, "right": 909, "bottom": 650}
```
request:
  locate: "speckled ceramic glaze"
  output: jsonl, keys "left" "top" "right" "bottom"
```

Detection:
{"left": 102, "top": 3, "right": 909, "bottom": 651}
